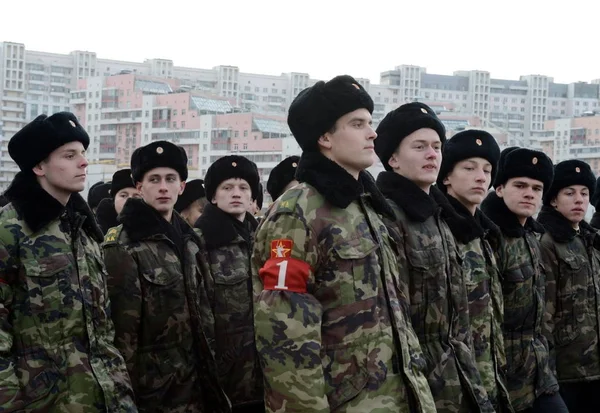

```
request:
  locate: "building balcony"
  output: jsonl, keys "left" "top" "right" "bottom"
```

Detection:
{"left": 1, "top": 115, "right": 26, "bottom": 123}
{"left": 2, "top": 125, "right": 21, "bottom": 133}
{"left": 1, "top": 95, "right": 25, "bottom": 103}
{"left": 100, "top": 117, "right": 140, "bottom": 125}
{"left": 1, "top": 106, "right": 25, "bottom": 113}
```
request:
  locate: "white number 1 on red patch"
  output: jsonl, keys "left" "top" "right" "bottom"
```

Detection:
{"left": 275, "top": 260, "right": 289, "bottom": 290}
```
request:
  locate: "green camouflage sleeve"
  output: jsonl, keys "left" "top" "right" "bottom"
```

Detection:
{"left": 192, "top": 228, "right": 217, "bottom": 356}
{"left": 251, "top": 212, "right": 329, "bottom": 413}
{"left": 102, "top": 241, "right": 142, "bottom": 392}
{"left": 0, "top": 235, "right": 21, "bottom": 409}
{"left": 539, "top": 237, "right": 558, "bottom": 374}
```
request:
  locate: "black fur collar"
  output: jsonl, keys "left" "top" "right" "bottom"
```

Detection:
{"left": 119, "top": 198, "right": 192, "bottom": 243}
{"left": 194, "top": 202, "right": 258, "bottom": 249}
{"left": 480, "top": 192, "right": 544, "bottom": 238}
{"left": 444, "top": 194, "right": 502, "bottom": 246}
{"left": 537, "top": 205, "right": 595, "bottom": 243}
{"left": 376, "top": 171, "right": 448, "bottom": 222}
{"left": 96, "top": 198, "right": 118, "bottom": 235}
{"left": 443, "top": 194, "right": 487, "bottom": 244}
{"left": 4, "top": 171, "right": 103, "bottom": 242}
{"left": 296, "top": 151, "right": 394, "bottom": 219}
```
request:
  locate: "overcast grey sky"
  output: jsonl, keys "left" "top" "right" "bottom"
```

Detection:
{"left": 1, "top": 0, "right": 598, "bottom": 84}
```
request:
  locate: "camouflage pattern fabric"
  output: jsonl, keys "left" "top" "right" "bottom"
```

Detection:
{"left": 483, "top": 195, "right": 559, "bottom": 411}
{"left": 252, "top": 183, "right": 436, "bottom": 413}
{"left": 384, "top": 206, "right": 494, "bottom": 412}
{"left": 376, "top": 173, "right": 494, "bottom": 413}
{"left": 102, "top": 199, "right": 230, "bottom": 413}
{"left": 460, "top": 236, "right": 514, "bottom": 412}
{"left": 538, "top": 206, "right": 600, "bottom": 384}
{"left": 0, "top": 201, "right": 136, "bottom": 412}
{"left": 194, "top": 204, "right": 263, "bottom": 410}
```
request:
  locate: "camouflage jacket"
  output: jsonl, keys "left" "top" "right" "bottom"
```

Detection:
{"left": 194, "top": 203, "right": 264, "bottom": 409}
{"left": 376, "top": 172, "right": 493, "bottom": 413}
{"left": 444, "top": 195, "right": 514, "bottom": 412}
{"left": 481, "top": 193, "right": 558, "bottom": 411}
{"left": 102, "top": 198, "right": 230, "bottom": 413}
{"left": 252, "top": 152, "right": 436, "bottom": 413}
{"left": 538, "top": 205, "right": 600, "bottom": 383}
{"left": 0, "top": 173, "right": 136, "bottom": 412}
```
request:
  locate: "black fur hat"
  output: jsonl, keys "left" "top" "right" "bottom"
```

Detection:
{"left": 437, "top": 129, "right": 500, "bottom": 190}
{"left": 267, "top": 155, "right": 300, "bottom": 201}
{"left": 287, "top": 75, "right": 374, "bottom": 151}
{"left": 375, "top": 102, "right": 446, "bottom": 171}
{"left": 9, "top": 112, "right": 90, "bottom": 171}
{"left": 494, "top": 148, "right": 554, "bottom": 194}
{"left": 204, "top": 155, "right": 259, "bottom": 201}
{"left": 131, "top": 140, "right": 188, "bottom": 183}
{"left": 255, "top": 183, "right": 264, "bottom": 210}
{"left": 544, "top": 160, "right": 595, "bottom": 205}
{"left": 174, "top": 179, "right": 205, "bottom": 213}
{"left": 110, "top": 169, "right": 136, "bottom": 197}
{"left": 88, "top": 182, "right": 111, "bottom": 210}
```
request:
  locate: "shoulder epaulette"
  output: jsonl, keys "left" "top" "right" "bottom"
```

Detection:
{"left": 103, "top": 225, "right": 123, "bottom": 244}
{"left": 271, "top": 186, "right": 306, "bottom": 214}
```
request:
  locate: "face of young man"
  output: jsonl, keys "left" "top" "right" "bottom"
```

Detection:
{"left": 212, "top": 178, "right": 252, "bottom": 221}
{"left": 444, "top": 157, "right": 492, "bottom": 212}
{"left": 113, "top": 187, "right": 142, "bottom": 215}
{"left": 180, "top": 198, "right": 207, "bottom": 226}
{"left": 551, "top": 185, "right": 590, "bottom": 226}
{"left": 388, "top": 128, "right": 442, "bottom": 193}
{"left": 319, "top": 108, "right": 377, "bottom": 178}
{"left": 34, "top": 141, "right": 88, "bottom": 200}
{"left": 496, "top": 177, "right": 544, "bottom": 220}
{"left": 137, "top": 167, "right": 185, "bottom": 219}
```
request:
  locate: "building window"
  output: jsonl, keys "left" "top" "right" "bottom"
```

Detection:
{"left": 234, "top": 144, "right": 238, "bottom": 150}
{"left": 181, "top": 121, "right": 185, "bottom": 128}
{"left": 244, "top": 130, "right": 248, "bottom": 137}
{"left": 243, "top": 143, "right": 248, "bottom": 150}
{"left": 235, "top": 131, "right": 239, "bottom": 137}
{"left": 203, "top": 144, "right": 207, "bottom": 151}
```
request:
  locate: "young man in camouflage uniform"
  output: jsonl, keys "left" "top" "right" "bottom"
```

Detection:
{"left": 102, "top": 140, "right": 230, "bottom": 413}
{"left": 481, "top": 148, "right": 567, "bottom": 412}
{"left": 437, "top": 130, "right": 513, "bottom": 412}
{"left": 537, "top": 160, "right": 600, "bottom": 412}
{"left": 194, "top": 155, "right": 264, "bottom": 413}
{"left": 374, "top": 102, "right": 494, "bottom": 413}
{"left": 0, "top": 112, "right": 136, "bottom": 412}
{"left": 266, "top": 155, "right": 300, "bottom": 202}
{"left": 252, "top": 75, "right": 435, "bottom": 413}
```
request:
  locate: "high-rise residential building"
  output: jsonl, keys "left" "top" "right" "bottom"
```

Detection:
{"left": 2, "top": 41, "right": 599, "bottom": 192}
{"left": 529, "top": 112, "right": 600, "bottom": 175}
